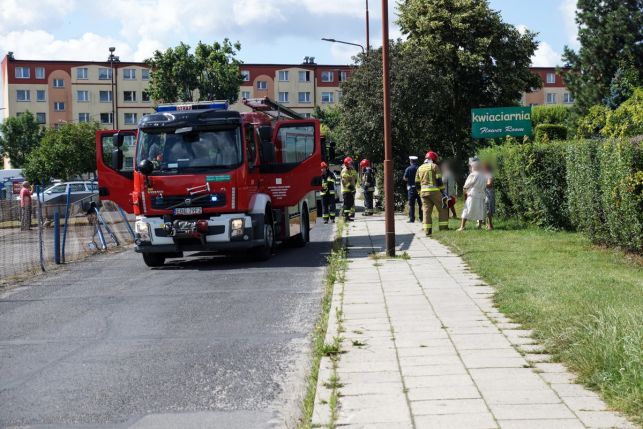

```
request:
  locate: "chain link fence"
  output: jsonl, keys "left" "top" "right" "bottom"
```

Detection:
{"left": 0, "top": 189, "right": 135, "bottom": 284}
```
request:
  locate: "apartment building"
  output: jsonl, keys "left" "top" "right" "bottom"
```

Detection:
{"left": 1, "top": 53, "right": 153, "bottom": 131}
{"left": 231, "top": 58, "right": 352, "bottom": 117}
{"left": 521, "top": 67, "right": 574, "bottom": 106}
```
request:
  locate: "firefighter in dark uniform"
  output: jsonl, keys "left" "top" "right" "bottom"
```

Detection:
{"left": 320, "top": 162, "right": 337, "bottom": 223}
{"left": 360, "top": 159, "right": 375, "bottom": 216}
{"left": 341, "top": 157, "right": 357, "bottom": 221}
{"left": 415, "top": 151, "right": 449, "bottom": 235}
{"left": 403, "top": 155, "right": 422, "bottom": 223}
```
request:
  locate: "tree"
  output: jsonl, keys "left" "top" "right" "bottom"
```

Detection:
{"left": 562, "top": 0, "right": 643, "bottom": 114}
{"left": 145, "top": 39, "right": 244, "bottom": 103}
{"left": 23, "top": 122, "right": 100, "bottom": 183}
{"left": 0, "top": 111, "right": 44, "bottom": 168}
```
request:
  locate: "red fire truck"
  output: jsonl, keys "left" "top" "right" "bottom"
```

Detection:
{"left": 96, "top": 98, "right": 322, "bottom": 267}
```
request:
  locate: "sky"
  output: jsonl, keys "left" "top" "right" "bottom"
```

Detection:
{"left": 0, "top": 0, "right": 579, "bottom": 116}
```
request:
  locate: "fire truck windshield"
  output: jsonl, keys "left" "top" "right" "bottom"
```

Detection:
{"left": 136, "top": 127, "right": 242, "bottom": 174}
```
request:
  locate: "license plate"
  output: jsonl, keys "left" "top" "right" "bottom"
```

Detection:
{"left": 173, "top": 207, "right": 202, "bottom": 215}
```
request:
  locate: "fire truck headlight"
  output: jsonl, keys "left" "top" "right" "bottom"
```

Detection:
{"left": 230, "top": 218, "right": 244, "bottom": 237}
{"left": 135, "top": 221, "right": 151, "bottom": 241}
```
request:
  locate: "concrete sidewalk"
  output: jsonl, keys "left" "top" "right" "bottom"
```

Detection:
{"left": 312, "top": 214, "right": 636, "bottom": 429}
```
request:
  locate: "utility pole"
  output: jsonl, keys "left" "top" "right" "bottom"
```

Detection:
{"left": 366, "top": 0, "right": 370, "bottom": 54}
{"left": 381, "top": 0, "right": 395, "bottom": 256}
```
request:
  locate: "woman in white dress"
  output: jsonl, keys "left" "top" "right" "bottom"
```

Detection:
{"left": 458, "top": 158, "right": 487, "bottom": 231}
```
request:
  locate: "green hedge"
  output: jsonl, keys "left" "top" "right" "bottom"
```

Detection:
{"left": 481, "top": 138, "right": 642, "bottom": 252}
{"left": 532, "top": 104, "right": 570, "bottom": 127}
{"left": 535, "top": 124, "right": 568, "bottom": 142}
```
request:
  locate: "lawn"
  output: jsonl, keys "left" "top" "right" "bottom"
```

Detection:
{"left": 432, "top": 216, "right": 643, "bottom": 423}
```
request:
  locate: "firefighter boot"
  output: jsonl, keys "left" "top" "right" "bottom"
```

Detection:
{"left": 426, "top": 227, "right": 432, "bottom": 237}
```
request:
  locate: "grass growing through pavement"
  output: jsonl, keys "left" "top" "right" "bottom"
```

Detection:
{"left": 433, "top": 218, "right": 643, "bottom": 423}
{"left": 299, "top": 220, "right": 347, "bottom": 429}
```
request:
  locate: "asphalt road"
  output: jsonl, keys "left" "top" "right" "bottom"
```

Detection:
{"left": 0, "top": 222, "right": 333, "bottom": 429}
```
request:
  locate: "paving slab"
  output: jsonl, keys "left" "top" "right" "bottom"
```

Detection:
{"left": 310, "top": 215, "right": 636, "bottom": 429}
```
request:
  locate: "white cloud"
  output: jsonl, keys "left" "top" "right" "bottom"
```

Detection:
{"left": 531, "top": 41, "right": 562, "bottom": 67}
{"left": 560, "top": 0, "right": 579, "bottom": 48}
{"left": 0, "top": 0, "right": 75, "bottom": 33}
{"left": 329, "top": 42, "right": 362, "bottom": 63}
{"left": 0, "top": 30, "right": 133, "bottom": 61}
{"left": 299, "top": 0, "right": 366, "bottom": 18}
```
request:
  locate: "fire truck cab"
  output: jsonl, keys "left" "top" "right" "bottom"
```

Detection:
{"left": 96, "top": 99, "right": 322, "bottom": 267}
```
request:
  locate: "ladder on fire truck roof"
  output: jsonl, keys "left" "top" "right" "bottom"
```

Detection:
{"left": 242, "top": 97, "right": 305, "bottom": 121}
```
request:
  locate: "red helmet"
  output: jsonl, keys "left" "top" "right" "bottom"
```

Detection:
{"left": 321, "top": 161, "right": 328, "bottom": 168}
{"left": 343, "top": 157, "right": 353, "bottom": 166}
{"left": 425, "top": 151, "right": 439, "bottom": 162}
{"left": 360, "top": 159, "right": 370, "bottom": 168}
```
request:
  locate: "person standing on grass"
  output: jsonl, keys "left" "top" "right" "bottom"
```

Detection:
{"left": 403, "top": 156, "right": 422, "bottom": 223}
{"left": 458, "top": 158, "right": 486, "bottom": 231}
{"left": 19, "top": 181, "right": 33, "bottom": 231}
{"left": 482, "top": 161, "right": 495, "bottom": 230}
{"left": 416, "top": 151, "right": 449, "bottom": 235}
{"left": 441, "top": 160, "right": 458, "bottom": 219}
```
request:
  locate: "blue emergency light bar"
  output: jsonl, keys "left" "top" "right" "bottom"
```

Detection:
{"left": 155, "top": 101, "right": 229, "bottom": 112}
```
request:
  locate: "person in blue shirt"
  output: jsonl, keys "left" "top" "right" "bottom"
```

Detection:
{"left": 403, "top": 156, "right": 422, "bottom": 223}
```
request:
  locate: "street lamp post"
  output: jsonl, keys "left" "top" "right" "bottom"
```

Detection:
{"left": 381, "top": 0, "right": 395, "bottom": 256}
{"left": 321, "top": 38, "right": 365, "bottom": 54}
{"left": 107, "top": 47, "right": 119, "bottom": 130}
{"left": 366, "top": 0, "right": 370, "bottom": 53}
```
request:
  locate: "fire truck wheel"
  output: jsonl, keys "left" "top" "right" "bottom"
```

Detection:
{"left": 292, "top": 206, "right": 310, "bottom": 247}
{"left": 252, "top": 211, "right": 274, "bottom": 261}
{"left": 142, "top": 252, "right": 166, "bottom": 267}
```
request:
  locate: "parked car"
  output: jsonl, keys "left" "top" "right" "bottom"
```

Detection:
{"left": 37, "top": 181, "right": 100, "bottom": 218}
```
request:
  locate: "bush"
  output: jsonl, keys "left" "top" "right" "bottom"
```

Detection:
{"left": 532, "top": 104, "right": 570, "bottom": 127}
{"left": 481, "top": 138, "right": 642, "bottom": 251}
{"left": 535, "top": 124, "right": 568, "bottom": 142}
{"left": 602, "top": 88, "right": 643, "bottom": 138}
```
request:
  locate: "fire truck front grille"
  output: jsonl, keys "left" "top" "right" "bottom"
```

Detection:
{"left": 151, "top": 194, "right": 227, "bottom": 210}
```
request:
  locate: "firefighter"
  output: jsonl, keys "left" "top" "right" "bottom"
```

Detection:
{"left": 403, "top": 155, "right": 422, "bottom": 223}
{"left": 360, "top": 159, "right": 375, "bottom": 216}
{"left": 341, "top": 157, "right": 357, "bottom": 221}
{"left": 415, "top": 151, "right": 449, "bottom": 235}
{"left": 320, "top": 162, "right": 337, "bottom": 223}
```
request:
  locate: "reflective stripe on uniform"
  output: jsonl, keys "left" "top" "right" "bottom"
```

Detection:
{"left": 438, "top": 221, "right": 448, "bottom": 226}
{"left": 421, "top": 187, "right": 439, "bottom": 192}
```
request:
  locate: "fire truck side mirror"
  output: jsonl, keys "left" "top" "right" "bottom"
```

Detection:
{"left": 138, "top": 159, "right": 154, "bottom": 176}
{"left": 113, "top": 133, "right": 125, "bottom": 148}
{"left": 112, "top": 148, "right": 124, "bottom": 171}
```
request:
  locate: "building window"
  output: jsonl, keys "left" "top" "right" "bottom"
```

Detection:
{"left": 36, "top": 67, "right": 45, "bottom": 79}
{"left": 99, "top": 90, "right": 112, "bottom": 102}
{"left": 321, "top": 71, "right": 334, "bottom": 82}
{"left": 78, "top": 113, "right": 91, "bottom": 123}
{"left": 298, "top": 92, "right": 311, "bottom": 103}
{"left": 278, "top": 70, "right": 289, "bottom": 81}
{"left": 278, "top": 92, "right": 289, "bottom": 103}
{"left": 124, "top": 91, "right": 137, "bottom": 102}
{"left": 54, "top": 101, "right": 65, "bottom": 111}
{"left": 76, "top": 68, "right": 88, "bottom": 80}
{"left": 99, "top": 68, "right": 112, "bottom": 80}
{"left": 546, "top": 93, "right": 557, "bottom": 104}
{"left": 141, "top": 68, "right": 150, "bottom": 80}
{"left": 257, "top": 80, "right": 267, "bottom": 90}
{"left": 123, "top": 68, "right": 136, "bottom": 80}
{"left": 36, "top": 90, "right": 46, "bottom": 102}
{"left": 301, "top": 113, "right": 312, "bottom": 119}
{"left": 16, "top": 90, "right": 31, "bottom": 101}
{"left": 77, "top": 90, "right": 89, "bottom": 102}
{"left": 564, "top": 92, "right": 574, "bottom": 104}
{"left": 339, "top": 71, "right": 348, "bottom": 82}
{"left": 241, "top": 70, "right": 250, "bottom": 81}
{"left": 15, "top": 67, "right": 30, "bottom": 79}
{"left": 241, "top": 90, "right": 251, "bottom": 99}
{"left": 142, "top": 91, "right": 150, "bottom": 102}
{"left": 299, "top": 70, "right": 311, "bottom": 82}
{"left": 36, "top": 113, "right": 46, "bottom": 124}
{"left": 100, "top": 113, "right": 113, "bottom": 124}
{"left": 124, "top": 113, "right": 138, "bottom": 124}
{"left": 53, "top": 79, "right": 64, "bottom": 88}
{"left": 546, "top": 73, "right": 556, "bottom": 84}
{"left": 321, "top": 92, "right": 334, "bottom": 104}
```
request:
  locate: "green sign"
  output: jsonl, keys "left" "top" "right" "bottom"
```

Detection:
{"left": 471, "top": 106, "right": 532, "bottom": 139}
{"left": 206, "top": 175, "right": 231, "bottom": 182}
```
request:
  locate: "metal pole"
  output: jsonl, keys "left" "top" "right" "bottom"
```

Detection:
{"left": 61, "top": 185, "right": 72, "bottom": 263}
{"left": 53, "top": 211, "right": 61, "bottom": 264}
{"left": 36, "top": 185, "right": 45, "bottom": 272}
{"left": 381, "top": 0, "right": 395, "bottom": 256}
{"left": 110, "top": 57, "right": 115, "bottom": 130}
{"left": 118, "top": 206, "right": 136, "bottom": 241}
{"left": 366, "top": 0, "right": 370, "bottom": 54}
